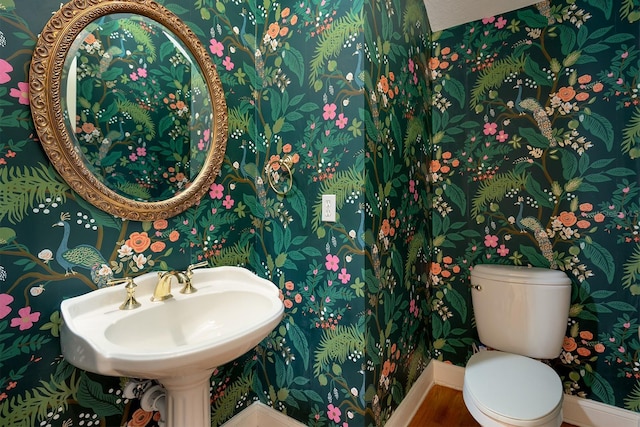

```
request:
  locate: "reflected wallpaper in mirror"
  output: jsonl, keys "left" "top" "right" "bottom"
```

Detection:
{"left": 62, "top": 14, "right": 212, "bottom": 202}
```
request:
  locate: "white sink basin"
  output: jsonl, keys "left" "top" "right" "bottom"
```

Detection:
{"left": 60, "top": 266, "right": 284, "bottom": 379}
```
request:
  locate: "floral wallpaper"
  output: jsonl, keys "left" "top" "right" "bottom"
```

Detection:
{"left": 430, "top": 0, "right": 640, "bottom": 412}
{"left": 0, "top": 1, "right": 430, "bottom": 427}
{"left": 5, "top": 0, "right": 640, "bottom": 426}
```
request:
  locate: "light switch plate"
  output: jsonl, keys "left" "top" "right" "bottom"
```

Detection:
{"left": 322, "top": 194, "right": 336, "bottom": 222}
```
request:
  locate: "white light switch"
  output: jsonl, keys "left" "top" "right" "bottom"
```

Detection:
{"left": 322, "top": 194, "right": 336, "bottom": 222}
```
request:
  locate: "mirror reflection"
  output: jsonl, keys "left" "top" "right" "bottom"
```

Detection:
{"left": 29, "top": 0, "right": 228, "bottom": 220}
{"left": 62, "top": 14, "right": 212, "bottom": 202}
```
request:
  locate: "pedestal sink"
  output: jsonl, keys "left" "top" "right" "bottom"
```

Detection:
{"left": 60, "top": 266, "right": 284, "bottom": 427}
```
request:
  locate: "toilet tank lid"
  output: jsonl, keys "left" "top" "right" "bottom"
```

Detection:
{"left": 471, "top": 264, "right": 571, "bottom": 286}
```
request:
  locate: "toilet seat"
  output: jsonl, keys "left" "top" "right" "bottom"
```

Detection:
{"left": 463, "top": 350, "right": 563, "bottom": 427}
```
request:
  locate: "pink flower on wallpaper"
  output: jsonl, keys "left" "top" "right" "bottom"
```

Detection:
{"left": 338, "top": 267, "right": 351, "bottom": 284}
{"left": 222, "top": 194, "right": 234, "bottom": 209}
{"left": 484, "top": 234, "right": 498, "bottom": 248}
{"left": 327, "top": 404, "right": 341, "bottom": 423}
{"left": 222, "top": 56, "right": 234, "bottom": 71}
{"left": 335, "top": 113, "right": 348, "bottom": 129}
{"left": 483, "top": 122, "right": 497, "bottom": 135}
{"left": 10, "top": 82, "right": 29, "bottom": 105}
{"left": 209, "top": 39, "right": 224, "bottom": 57}
{"left": 137, "top": 68, "right": 147, "bottom": 78}
{"left": 0, "top": 59, "right": 13, "bottom": 84}
{"left": 496, "top": 130, "right": 509, "bottom": 142}
{"left": 495, "top": 16, "right": 507, "bottom": 29}
{"left": 497, "top": 244, "right": 510, "bottom": 256}
{"left": 10, "top": 306, "right": 40, "bottom": 331}
{"left": 323, "top": 103, "right": 337, "bottom": 120}
{"left": 0, "top": 293, "right": 14, "bottom": 319}
{"left": 325, "top": 254, "right": 339, "bottom": 272}
{"left": 209, "top": 183, "right": 224, "bottom": 199}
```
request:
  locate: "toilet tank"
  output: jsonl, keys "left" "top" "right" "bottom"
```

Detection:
{"left": 470, "top": 264, "right": 572, "bottom": 359}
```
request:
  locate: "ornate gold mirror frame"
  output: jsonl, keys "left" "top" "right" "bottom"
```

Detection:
{"left": 29, "top": 0, "right": 228, "bottom": 221}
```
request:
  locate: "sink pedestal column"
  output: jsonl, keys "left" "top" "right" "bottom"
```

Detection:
{"left": 160, "top": 370, "right": 214, "bottom": 427}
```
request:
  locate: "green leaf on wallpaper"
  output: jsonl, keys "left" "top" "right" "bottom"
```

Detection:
{"left": 161, "top": 3, "right": 189, "bottom": 16}
{"left": 0, "top": 375, "right": 76, "bottom": 427}
{"left": 518, "top": 127, "right": 549, "bottom": 149}
{"left": 517, "top": 9, "right": 549, "bottom": 28}
{"left": 603, "top": 166, "right": 636, "bottom": 177}
{"left": 621, "top": 107, "right": 640, "bottom": 155}
{"left": 308, "top": 11, "right": 365, "bottom": 85}
{"left": 243, "top": 194, "right": 265, "bottom": 219}
{"left": 604, "top": 301, "right": 636, "bottom": 312}
{"left": 76, "top": 373, "right": 122, "bottom": 417}
{"left": 282, "top": 47, "right": 305, "bottom": 85}
{"left": 560, "top": 150, "right": 578, "bottom": 181}
{"left": 288, "top": 322, "right": 310, "bottom": 369}
{"left": 73, "top": 198, "right": 122, "bottom": 230}
{"left": 99, "top": 67, "right": 123, "bottom": 82}
{"left": 523, "top": 56, "right": 552, "bottom": 87}
{"left": 0, "top": 164, "right": 69, "bottom": 224}
{"left": 442, "top": 182, "right": 466, "bottom": 213}
{"left": 579, "top": 111, "right": 613, "bottom": 150}
{"left": 557, "top": 26, "right": 577, "bottom": 55}
{"left": 583, "top": 370, "right": 615, "bottom": 405}
{"left": 313, "top": 325, "right": 365, "bottom": 376}
{"left": 443, "top": 78, "right": 465, "bottom": 107}
{"left": 519, "top": 245, "right": 549, "bottom": 267}
{"left": 621, "top": 246, "right": 640, "bottom": 291}
{"left": 582, "top": 240, "right": 614, "bottom": 283}
{"left": 444, "top": 287, "right": 467, "bottom": 322}
{"left": 525, "top": 175, "right": 554, "bottom": 208}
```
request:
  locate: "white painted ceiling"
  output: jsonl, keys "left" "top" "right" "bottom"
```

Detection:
{"left": 423, "top": 0, "right": 542, "bottom": 32}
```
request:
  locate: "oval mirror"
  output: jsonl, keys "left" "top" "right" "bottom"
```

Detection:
{"left": 29, "top": 0, "right": 228, "bottom": 220}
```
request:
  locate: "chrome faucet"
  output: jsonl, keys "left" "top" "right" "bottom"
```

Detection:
{"left": 151, "top": 261, "right": 209, "bottom": 302}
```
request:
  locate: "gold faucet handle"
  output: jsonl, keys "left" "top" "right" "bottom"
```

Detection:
{"left": 180, "top": 261, "right": 208, "bottom": 294}
{"left": 107, "top": 277, "right": 134, "bottom": 287}
{"left": 186, "top": 261, "right": 209, "bottom": 277}
{"left": 107, "top": 277, "right": 141, "bottom": 310}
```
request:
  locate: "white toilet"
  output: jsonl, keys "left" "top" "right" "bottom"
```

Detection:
{"left": 463, "top": 264, "right": 571, "bottom": 427}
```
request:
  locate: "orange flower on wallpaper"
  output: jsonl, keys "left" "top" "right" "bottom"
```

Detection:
{"left": 563, "top": 336, "right": 578, "bottom": 352}
{"left": 578, "top": 74, "right": 592, "bottom": 84}
{"left": 126, "top": 232, "right": 151, "bottom": 253}
{"left": 579, "top": 330, "right": 594, "bottom": 340}
{"left": 153, "top": 219, "right": 168, "bottom": 230}
{"left": 127, "top": 409, "right": 153, "bottom": 427}
{"left": 150, "top": 241, "right": 166, "bottom": 253}
{"left": 557, "top": 86, "right": 576, "bottom": 102}
{"left": 430, "top": 262, "right": 442, "bottom": 275}
{"left": 268, "top": 22, "right": 280, "bottom": 38}
{"left": 558, "top": 211, "right": 577, "bottom": 227}
{"left": 169, "top": 230, "right": 180, "bottom": 242}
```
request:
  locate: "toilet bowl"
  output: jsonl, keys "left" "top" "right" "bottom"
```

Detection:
{"left": 463, "top": 350, "right": 563, "bottom": 427}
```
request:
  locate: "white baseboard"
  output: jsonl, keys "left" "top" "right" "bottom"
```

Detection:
{"left": 220, "top": 401, "right": 306, "bottom": 427}
{"left": 222, "top": 360, "right": 640, "bottom": 427}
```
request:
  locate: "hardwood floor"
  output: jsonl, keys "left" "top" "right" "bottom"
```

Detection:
{"left": 407, "top": 385, "right": 577, "bottom": 427}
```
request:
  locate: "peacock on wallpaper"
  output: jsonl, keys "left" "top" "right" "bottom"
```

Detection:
{"left": 0, "top": 0, "right": 432, "bottom": 426}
